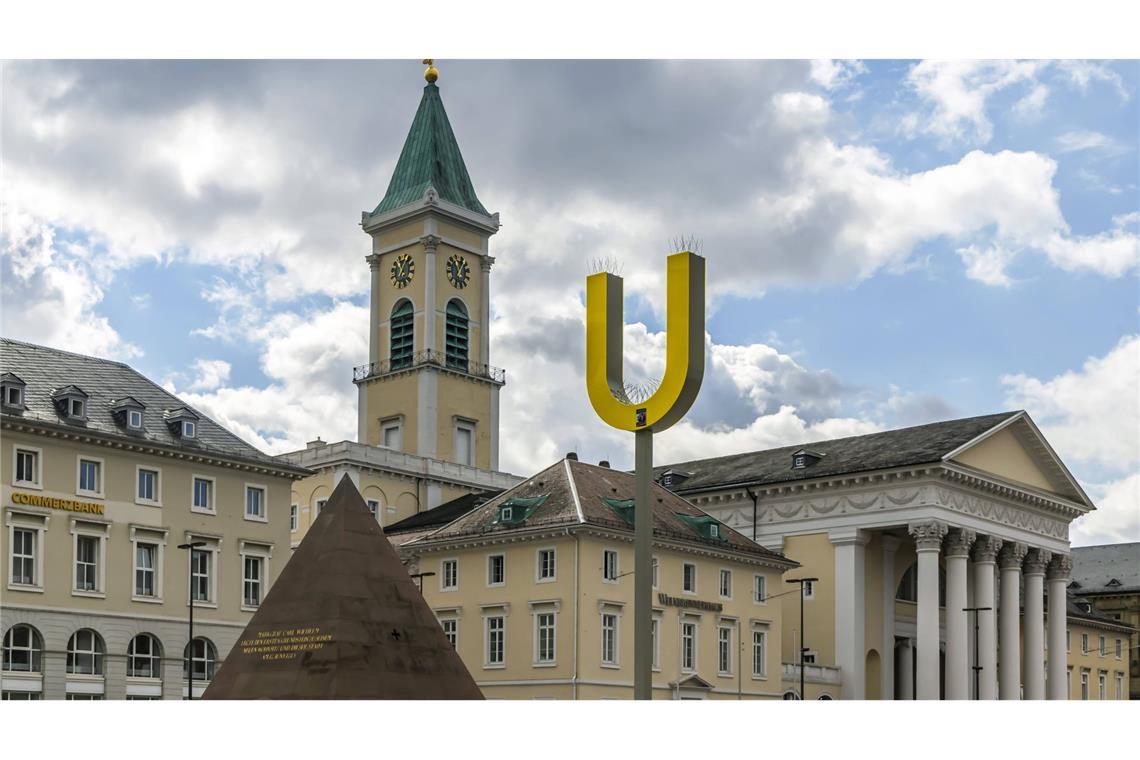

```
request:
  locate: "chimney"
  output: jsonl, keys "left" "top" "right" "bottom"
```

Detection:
{"left": 598, "top": 460, "right": 610, "bottom": 468}
{"left": 566, "top": 452, "right": 578, "bottom": 461}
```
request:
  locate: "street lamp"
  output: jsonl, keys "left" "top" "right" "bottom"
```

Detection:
{"left": 786, "top": 577, "right": 819, "bottom": 700}
{"left": 409, "top": 571, "right": 436, "bottom": 593}
{"left": 964, "top": 606, "right": 992, "bottom": 699}
{"left": 178, "top": 541, "right": 207, "bottom": 700}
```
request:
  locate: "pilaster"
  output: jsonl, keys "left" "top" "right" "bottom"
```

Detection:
{"left": 830, "top": 527, "right": 869, "bottom": 700}
{"left": 420, "top": 235, "right": 440, "bottom": 353}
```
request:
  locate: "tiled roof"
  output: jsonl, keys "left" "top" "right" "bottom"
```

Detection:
{"left": 0, "top": 338, "right": 305, "bottom": 474}
{"left": 385, "top": 489, "right": 502, "bottom": 535}
{"left": 372, "top": 83, "right": 489, "bottom": 217}
{"left": 408, "top": 458, "right": 796, "bottom": 566}
{"left": 654, "top": 412, "right": 1020, "bottom": 492}
{"left": 1071, "top": 543, "right": 1140, "bottom": 595}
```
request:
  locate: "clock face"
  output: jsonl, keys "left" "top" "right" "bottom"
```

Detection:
{"left": 447, "top": 254, "right": 471, "bottom": 289}
{"left": 390, "top": 253, "right": 415, "bottom": 288}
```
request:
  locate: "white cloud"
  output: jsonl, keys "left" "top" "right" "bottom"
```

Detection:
{"left": 187, "top": 358, "right": 232, "bottom": 391}
{"left": 1054, "top": 129, "right": 1124, "bottom": 154}
{"left": 1002, "top": 334, "right": 1139, "bottom": 470}
{"left": 1072, "top": 473, "right": 1140, "bottom": 545}
{"left": 1012, "top": 83, "right": 1049, "bottom": 119}
{"left": 809, "top": 59, "right": 867, "bottom": 90}
{"left": 957, "top": 243, "right": 1017, "bottom": 287}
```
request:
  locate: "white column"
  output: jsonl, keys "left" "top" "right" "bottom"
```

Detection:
{"left": 972, "top": 536, "right": 1002, "bottom": 699}
{"left": 1047, "top": 555, "right": 1071, "bottom": 700}
{"left": 420, "top": 235, "right": 439, "bottom": 353}
{"left": 897, "top": 638, "right": 914, "bottom": 700}
{"left": 998, "top": 541, "right": 1027, "bottom": 700}
{"left": 881, "top": 535, "right": 900, "bottom": 700}
{"left": 480, "top": 257, "right": 494, "bottom": 365}
{"left": 1022, "top": 548, "right": 1050, "bottom": 700}
{"left": 909, "top": 520, "right": 948, "bottom": 700}
{"left": 944, "top": 528, "right": 975, "bottom": 700}
{"left": 830, "top": 528, "right": 869, "bottom": 700}
{"left": 966, "top": 550, "right": 976, "bottom": 698}
{"left": 366, "top": 253, "right": 382, "bottom": 365}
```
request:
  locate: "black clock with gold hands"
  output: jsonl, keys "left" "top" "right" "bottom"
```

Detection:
{"left": 447, "top": 253, "right": 471, "bottom": 289}
{"left": 390, "top": 253, "right": 415, "bottom": 288}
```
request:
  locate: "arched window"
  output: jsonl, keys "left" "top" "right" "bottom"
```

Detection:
{"left": 390, "top": 300, "right": 414, "bottom": 369}
{"left": 445, "top": 299, "right": 469, "bottom": 370}
{"left": 66, "top": 629, "right": 105, "bottom": 675}
{"left": 2, "top": 624, "right": 43, "bottom": 672}
{"left": 896, "top": 562, "right": 946, "bottom": 607}
{"left": 127, "top": 634, "right": 163, "bottom": 678}
{"left": 183, "top": 638, "right": 217, "bottom": 681}
{"left": 782, "top": 690, "right": 801, "bottom": 700}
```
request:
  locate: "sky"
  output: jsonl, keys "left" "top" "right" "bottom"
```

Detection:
{"left": 2, "top": 58, "right": 1138, "bottom": 546}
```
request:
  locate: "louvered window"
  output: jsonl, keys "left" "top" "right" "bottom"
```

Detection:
{"left": 445, "top": 299, "right": 469, "bottom": 370}
{"left": 390, "top": 300, "right": 414, "bottom": 369}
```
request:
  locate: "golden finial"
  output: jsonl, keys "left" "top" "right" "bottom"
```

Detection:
{"left": 423, "top": 59, "right": 439, "bottom": 84}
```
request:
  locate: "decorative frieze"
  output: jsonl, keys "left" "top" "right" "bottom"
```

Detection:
{"left": 998, "top": 541, "right": 1028, "bottom": 570}
{"left": 943, "top": 528, "right": 976, "bottom": 558}
{"left": 971, "top": 535, "right": 1003, "bottom": 563}
{"left": 908, "top": 520, "right": 948, "bottom": 551}
{"left": 1023, "top": 548, "right": 1052, "bottom": 576}
{"left": 1046, "top": 554, "right": 1073, "bottom": 581}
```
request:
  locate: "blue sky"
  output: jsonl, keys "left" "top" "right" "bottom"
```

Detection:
{"left": 2, "top": 59, "right": 1137, "bottom": 544}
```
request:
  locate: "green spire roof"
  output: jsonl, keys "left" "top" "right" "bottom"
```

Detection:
{"left": 373, "top": 83, "right": 489, "bottom": 217}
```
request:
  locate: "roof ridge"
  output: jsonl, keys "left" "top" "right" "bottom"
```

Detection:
{"left": 1, "top": 337, "right": 133, "bottom": 370}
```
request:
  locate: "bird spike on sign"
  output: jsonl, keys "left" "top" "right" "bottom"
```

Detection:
{"left": 584, "top": 249, "right": 705, "bottom": 700}
{"left": 586, "top": 250, "right": 705, "bottom": 432}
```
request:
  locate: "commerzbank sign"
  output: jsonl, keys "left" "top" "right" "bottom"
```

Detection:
{"left": 11, "top": 491, "right": 105, "bottom": 516}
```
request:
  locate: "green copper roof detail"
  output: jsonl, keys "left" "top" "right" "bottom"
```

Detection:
{"left": 373, "top": 83, "right": 489, "bottom": 217}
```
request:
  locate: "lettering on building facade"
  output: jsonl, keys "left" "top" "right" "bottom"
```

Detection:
{"left": 11, "top": 491, "right": 105, "bottom": 515}
{"left": 657, "top": 593, "right": 723, "bottom": 612}
{"left": 237, "top": 627, "right": 333, "bottom": 662}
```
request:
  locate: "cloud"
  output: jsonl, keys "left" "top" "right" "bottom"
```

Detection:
{"left": 186, "top": 359, "right": 232, "bottom": 391}
{"left": 809, "top": 59, "right": 867, "bottom": 90}
{"left": 1054, "top": 129, "right": 1126, "bottom": 154}
{"left": 957, "top": 242, "right": 1018, "bottom": 287}
{"left": 1071, "top": 473, "right": 1140, "bottom": 545}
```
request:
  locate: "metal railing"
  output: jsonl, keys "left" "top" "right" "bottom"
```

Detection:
{"left": 353, "top": 349, "right": 506, "bottom": 384}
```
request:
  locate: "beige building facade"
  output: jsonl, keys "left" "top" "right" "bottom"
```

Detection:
{"left": 0, "top": 339, "right": 308, "bottom": 699}
{"left": 402, "top": 456, "right": 801, "bottom": 699}
{"left": 662, "top": 411, "right": 1129, "bottom": 700}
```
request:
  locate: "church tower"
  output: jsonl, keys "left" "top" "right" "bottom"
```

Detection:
{"left": 355, "top": 61, "right": 503, "bottom": 470}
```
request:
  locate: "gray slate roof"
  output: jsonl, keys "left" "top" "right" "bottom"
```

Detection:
{"left": 1, "top": 338, "right": 303, "bottom": 473}
{"left": 655, "top": 412, "right": 1019, "bottom": 492}
{"left": 1071, "top": 543, "right": 1140, "bottom": 594}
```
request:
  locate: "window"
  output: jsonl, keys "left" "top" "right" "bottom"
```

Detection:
{"left": 77, "top": 458, "right": 101, "bottom": 496}
{"left": 243, "top": 555, "right": 264, "bottom": 608}
{"left": 1098, "top": 672, "right": 1106, "bottom": 699}
{"left": 709, "top": 523, "right": 720, "bottom": 539}
{"left": 651, "top": 618, "right": 660, "bottom": 670}
{"left": 2, "top": 692, "right": 40, "bottom": 700}
{"left": 802, "top": 651, "right": 818, "bottom": 664}
{"left": 454, "top": 422, "right": 474, "bottom": 466}
{"left": 182, "top": 420, "right": 196, "bottom": 439}
{"left": 190, "top": 549, "right": 212, "bottom": 603}
{"left": 75, "top": 535, "right": 98, "bottom": 592}
{"left": 681, "top": 621, "right": 696, "bottom": 672}
{"left": 487, "top": 554, "right": 505, "bottom": 586}
{"left": 441, "top": 559, "right": 458, "bottom": 590}
{"left": 245, "top": 485, "right": 266, "bottom": 520}
{"left": 128, "top": 409, "right": 144, "bottom": 429}
{"left": 536, "top": 612, "right": 556, "bottom": 664}
{"left": 1066, "top": 630, "right": 1071, "bottom": 652}
{"left": 390, "top": 300, "right": 414, "bottom": 369}
{"left": 441, "top": 618, "right": 458, "bottom": 648}
{"left": 14, "top": 447, "right": 39, "bottom": 486}
{"left": 66, "top": 693, "right": 103, "bottom": 700}
{"left": 1116, "top": 673, "right": 1124, "bottom": 700}
{"left": 382, "top": 420, "right": 402, "bottom": 450}
{"left": 66, "top": 629, "right": 104, "bottom": 675}
{"left": 290, "top": 505, "right": 298, "bottom": 532}
{"left": 753, "top": 574, "right": 767, "bottom": 603}
{"left": 802, "top": 580, "right": 815, "bottom": 599}
{"left": 3, "top": 625, "right": 43, "bottom": 673}
{"left": 445, "top": 299, "right": 469, "bottom": 369}
{"left": 137, "top": 467, "right": 159, "bottom": 503}
{"left": 719, "top": 569, "right": 732, "bottom": 598}
{"left": 1099, "top": 635, "right": 1106, "bottom": 656}
{"left": 682, "top": 563, "right": 696, "bottom": 593}
{"left": 192, "top": 477, "right": 213, "bottom": 512}
{"left": 11, "top": 528, "right": 36, "bottom": 586}
{"left": 752, "top": 627, "right": 768, "bottom": 678}
{"left": 1115, "top": 638, "right": 1122, "bottom": 658}
{"left": 366, "top": 500, "right": 380, "bottom": 519}
{"left": 603, "top": 549, "right": 619, "bottom": 582}
{"left": 652, "top": 556, "right": 659, "bottom": 588}
{"left": 485, "top": 616, "right": 505, "bottom": 666}
{"left": 1067, "top": 668, "right": 1072, "bottom": 697}
{"left": 718, "top": 626, "right": 733, "bottom": 675}
{"left": 135, "top": 543, "right": 157, "bottom": 598}
{"left": 537, "top": 549, "right": 556, "bottom": 582}
{"left": 315, "top": 499, "right": 327, "bottom": 516}
{"left": 68, "top": 398, "right": 85, "bottom": 419}
{"left": 184, "top": 638, "right": 217, "bottom": 682}
{"left": 601, "top": 613, "right": 618, "bottom": 666}
{"left": 3, "top": 385, "right": 23, "bottom": 407}
{"left": 1081, "top": 670, "right": 1089, "bottom": 700}
{"left": 1081, "top": 633, "right": 1089, "bottom": 653}
{"left": 127, "top": 634, "right": 162, "bottom": 678}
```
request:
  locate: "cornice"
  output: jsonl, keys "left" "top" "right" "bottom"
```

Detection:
{"left": 1, "top": 416, "right": 310, "bottom": 480}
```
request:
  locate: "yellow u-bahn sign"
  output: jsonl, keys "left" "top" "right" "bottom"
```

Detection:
{"left": 11, "top": 491, "right": 105, "bottom": 515}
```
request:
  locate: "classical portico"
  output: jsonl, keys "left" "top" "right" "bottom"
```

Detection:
{"left": 662, "top": 412, "right": 1096, "bottom": 700}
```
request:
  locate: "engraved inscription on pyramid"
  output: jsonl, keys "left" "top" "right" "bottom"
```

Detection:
{"left": 203, "top": 476, "right": 482, "bottom": 699}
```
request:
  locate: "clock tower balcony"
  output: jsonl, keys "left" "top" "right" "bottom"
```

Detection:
{"left": 353, "top": 349, "right": 506, "bottom": 386}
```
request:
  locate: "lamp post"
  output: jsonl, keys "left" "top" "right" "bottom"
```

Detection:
{"left": 409, "top": 571, "right": 436, "bottom": 593}
{"left": 964, "top": 606, "right": 992, "bottom": 700}
{"left": 178, "top": 541, "right": 206, "bottom": 700}
{"left": 786, "top": 577, "right": 819, "bottom": 700}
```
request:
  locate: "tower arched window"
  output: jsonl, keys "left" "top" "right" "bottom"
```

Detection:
{"left": 390, "top": 300, "right": 414, "bottom": 370}
{"left": 445, "top": 299, "right": 469, "bottom": 370}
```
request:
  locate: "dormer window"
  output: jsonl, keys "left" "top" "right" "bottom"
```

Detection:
{"left": 660, "top": 469, "right": 691, "bottom": 491}
{"left": 112, "top": 397, "right": 146, "bottom": 432}
{"left": 182, "top": 421, "right": 196, "bottom": 439}
{"left": 675, "top": 513, "right": 728, "bottom": 544}
{"left": 1106, "top": 578, "right": 1121, "bottom": 587}
{"left": 791, "top": 449, "right": 824, "bottom": 470}
{"left": 129, "top": 410, "right": 143, "bottom": 429}
{"left": 164, "top": 406, "right": 200, "bottom": 440}
{"left": 488, "top": 494, "right": 550, "bottom": 527}
{"left": 709, "top": 523, "right": 720, "bottom": 539}
{"left": 501, "top": 506, "right": 513, "bottom": 522}
{"left": 1, "top": 373, "right": 26, "bottom": 409}
{"left": 51, "top": 385, "right": 89, "bottom": 422}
